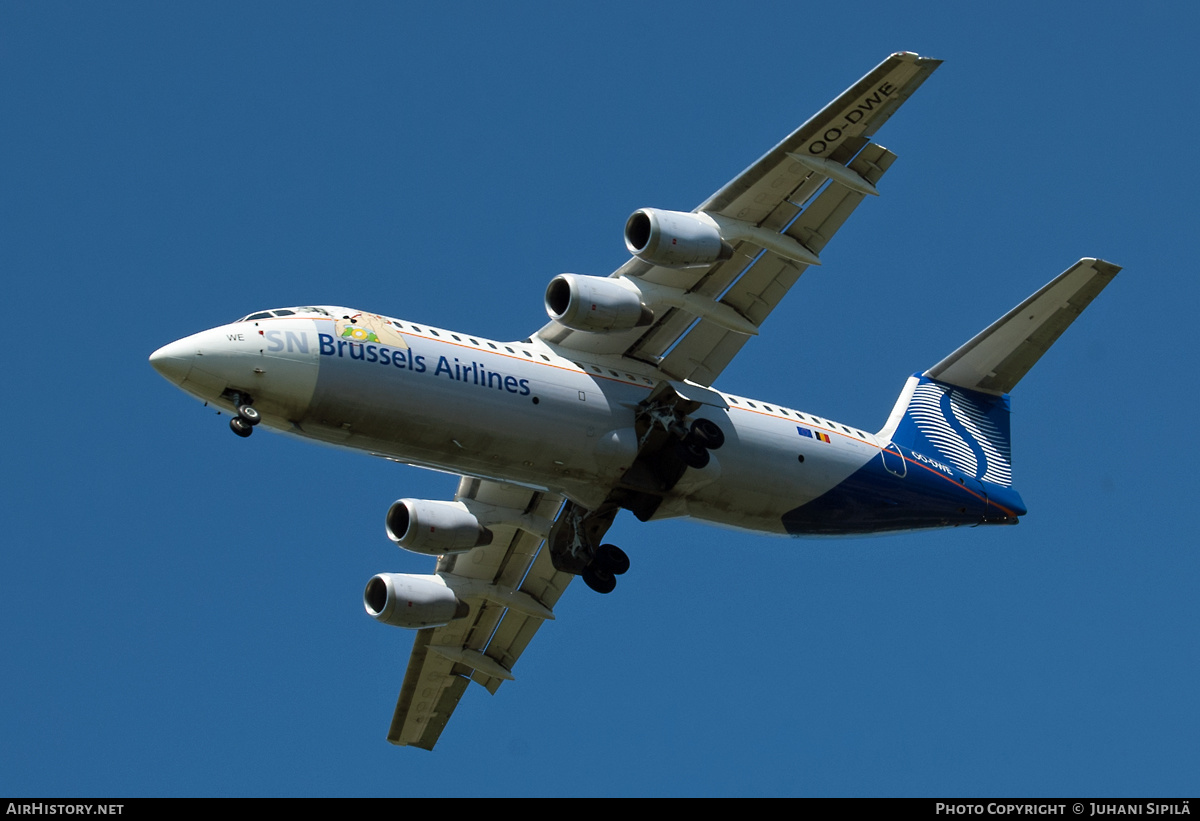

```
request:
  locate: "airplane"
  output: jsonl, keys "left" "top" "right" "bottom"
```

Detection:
{"left": 149, "top": 52, "right": 1120, "bottom": 750}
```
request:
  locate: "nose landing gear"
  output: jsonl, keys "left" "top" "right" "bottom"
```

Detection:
{"left": 226, "top": 393, "right": 260, "bottom": 438}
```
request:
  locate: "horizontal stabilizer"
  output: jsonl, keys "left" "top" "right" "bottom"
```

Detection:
{"left": 927, "top": 258, "right": 1121, "bottom": 395}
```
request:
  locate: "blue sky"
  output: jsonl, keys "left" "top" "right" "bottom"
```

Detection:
{"left": 3, "top": 2, "right": 1197, "bottom": 797}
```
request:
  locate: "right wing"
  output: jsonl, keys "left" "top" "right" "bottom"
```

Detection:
{"left": 537, "top": 52, "right": 942, "bottom": 387}
{"left": 386, "top": 477, "right": 572, "bottom": 749}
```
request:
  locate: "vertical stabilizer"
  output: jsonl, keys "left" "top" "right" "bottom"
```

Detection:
{"left": 877, "top": 258, "right": 1120, "bottom": 516}
{"left": 888, "top": 375, "right": 1014, "bottom": 487}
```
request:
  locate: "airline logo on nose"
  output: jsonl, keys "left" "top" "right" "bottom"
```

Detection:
{"left": 335, "top": 313, "right": 408, "bottom": 349}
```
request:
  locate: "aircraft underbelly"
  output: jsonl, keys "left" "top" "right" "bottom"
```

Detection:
{"left": 290, "top": 325, "right": 993, "bottom": 536}
{"left": 778, "top": 456, "right": 989, "bottom": 534}
{"left": 680, "top": 408, "right": 876, "bottom": 534}
{"left": 676, "top": 407, "right": 990, "bottom": 535}
{"left": 302, "top": 333, "right": 639, "bottom": 494}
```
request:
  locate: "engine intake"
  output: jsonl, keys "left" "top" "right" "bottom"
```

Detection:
{"left": 545, "top": 273, "right": 653, "bottom": 333}
{"left": 363, "top": 573, "right": 469, "bottom": 629}
{"left": 624, "top": 208, "right": 734, "bottom": 269}
{"left": 386, "top": 498, "right": 493, "bottom": 556}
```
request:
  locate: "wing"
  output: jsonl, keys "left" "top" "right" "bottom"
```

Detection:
{"left": 385, "top": 477, "right": 572, "bottom": 749}
{"left": 537, "top": 52, "right": 941, "bottom": 386}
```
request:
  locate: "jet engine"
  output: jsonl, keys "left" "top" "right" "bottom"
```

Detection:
{"left": 386, "top": 498, "right": 493, "bottom": 556}
{"left": 363, "top": 573, "right": 469, "bottom": 629}
{"left": 624, "top": 208, "right": 734, "bottom": 269}
{"left": 544, "top": 273, "right": 654, "bottom": 333}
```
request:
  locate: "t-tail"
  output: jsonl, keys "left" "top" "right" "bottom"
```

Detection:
{"left": 878, "top": 258, "right": 1122, "bottom": 524}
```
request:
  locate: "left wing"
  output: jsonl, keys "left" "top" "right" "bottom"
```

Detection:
{"left": 386, "top": 477, "right": 572, "bottom": 749}
{"left": 537, "top": 52, "right": 941, "bottom": 386}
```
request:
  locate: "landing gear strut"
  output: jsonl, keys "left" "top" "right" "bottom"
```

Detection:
{"left": 547, "top": 503, "right": 631, "bottom": 594}
{"left": 549, "top": 386, "right": 729, "bottom": 595}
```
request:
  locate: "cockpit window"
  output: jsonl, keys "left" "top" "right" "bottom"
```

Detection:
{"left": 237, "top": 306, "right": 333, "bottom": 322}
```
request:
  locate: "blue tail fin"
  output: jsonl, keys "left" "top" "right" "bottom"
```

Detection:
{"left": 881, "top": 373, "right": 1027, "bottom": 520}
{"left": 876, "top": 258, "right": 1121, "bottom": 520}
{"left": 888, "top": 374, "right": 1014, "bottom": 488}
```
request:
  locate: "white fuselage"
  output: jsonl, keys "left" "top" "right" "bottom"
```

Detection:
{"left": 151, "top": 309, "right": 894, "bottom": 535}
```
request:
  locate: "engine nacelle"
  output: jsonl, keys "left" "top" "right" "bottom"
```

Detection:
{"left": 385, "top": 498, "right": 493, "bottom": 556}
{"left": 624, "top": 208, "right": 734, "bottom": 269}
{"left": 363, "top": 573, "right": 469, "bottom": 629}
{"left": 544, "top": 273, "right": 654, "bottom": 332}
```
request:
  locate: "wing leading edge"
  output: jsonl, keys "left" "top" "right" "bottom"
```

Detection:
{"left": 386, "top": 478, "right": 571, "bottom": 749}
{"left": 537, "top": 52, "right": 942, "bottom": 387}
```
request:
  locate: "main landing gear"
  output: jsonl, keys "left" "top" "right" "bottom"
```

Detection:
{"left": 226, "top": 392, "right": 260, "bottom": 438}
{"left": 577, "top": 417, "right": 722, "bottom": 592}
{"left": 674, "top": 417, "right": 725, "bottom": 469}
{"left": 548, "top": 398, "right": 728, "bottom": 596}
{"left": 581, "top": 543, "right": 629, "bottom": 595}
{"left": 547, "top": 503, "right": 630, "bottom": 594}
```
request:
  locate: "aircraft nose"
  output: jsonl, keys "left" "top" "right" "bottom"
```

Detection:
{"left": 149, "top": 338, "right": 195, "bottom": 385}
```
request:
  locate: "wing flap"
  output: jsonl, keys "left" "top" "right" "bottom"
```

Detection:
{"left": 654, "top": 144, "right": 898, "bottom": 384}
{"left": 387, "top": 630, "right": 468, "bottom": 749}
{"left": 469, "top": 544, "right": 573, "bottom": 694}
{"left": 785, "top": 143, "right": 897, "bottom": 255}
